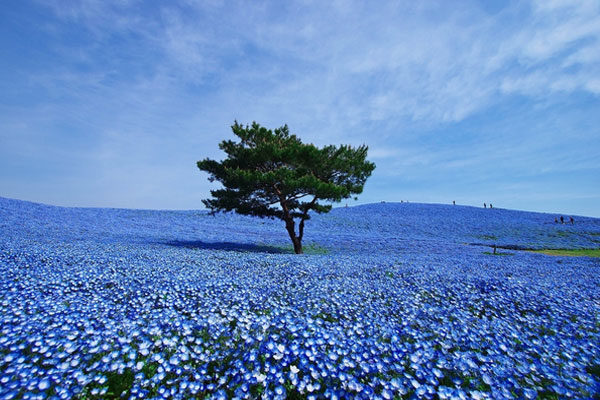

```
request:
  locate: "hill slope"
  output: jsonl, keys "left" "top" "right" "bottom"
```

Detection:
{"left": 2, "top": 197, "right": 599, "bottom": 254}
{"left": 0, "top": 196, "right": 599, "bottom": 398}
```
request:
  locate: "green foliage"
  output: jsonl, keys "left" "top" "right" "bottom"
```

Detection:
{"left": 529, "top": 248, "right": 600, "bottom": 257}
{"left": 483, "top": 251, "right": 514, "bottom": 256}
{"left": 198, "top": 121, "right": 375, "bottom": 253}
{"left": 264, "top": 242, "right": 329, "bottom": 255}
{"left": 586, "top": 363, "right": 600, "bottom": 378}
{"left": 528, "top": 249, "right": 600, "bottom": 257}
{"left": 105, "top": 369, "right": 135, "bottom": 398}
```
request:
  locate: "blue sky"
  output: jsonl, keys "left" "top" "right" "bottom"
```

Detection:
{"left": 1, "top": 0, "right": 599, "bottom": 217}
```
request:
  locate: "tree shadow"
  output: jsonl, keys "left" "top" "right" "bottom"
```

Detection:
{"left": 161, "top": 239, "right": 290, "bottom": 254}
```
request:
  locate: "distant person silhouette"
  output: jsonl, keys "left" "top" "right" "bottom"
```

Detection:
{"left": 453, "top": 200, "right": 455, "bottom": 205}
{"left": 484, "top": 203, "right": 487, "bottom": 208}
{"left": 490, "top": 204, "right": 493, "bottom": 209}
{"left": 560, "top": 216, "right": 564, "bottom": 224}
{"left": 570, "top": 216, "right": 574, "bottom": 224}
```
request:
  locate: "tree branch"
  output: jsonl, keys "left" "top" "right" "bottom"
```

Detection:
{"left": 298, "top": 196, "right": 318, "bottom": 242}
{"left": 266, "top": 192, "right": 310, "bottom": 206}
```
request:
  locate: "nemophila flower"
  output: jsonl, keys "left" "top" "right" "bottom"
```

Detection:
{"left": 1, "top": 198, "right": 600, "bottom": 398}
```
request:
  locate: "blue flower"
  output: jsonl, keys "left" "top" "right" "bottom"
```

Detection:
{"left": 0, "top": 197, "right": 599, "bottom": 399}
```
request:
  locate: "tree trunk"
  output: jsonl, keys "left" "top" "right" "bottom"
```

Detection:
{"left": 292, "top": 237, "right": 303, "bottom": 254}
{"left": 277, "top": 192, "right": 303, "bottom": 254}
{"left": 284, "top": 217, "right": 303, "bottom": 254}
{"left": 298, "top": 217, "right": 306, "bottom": 243}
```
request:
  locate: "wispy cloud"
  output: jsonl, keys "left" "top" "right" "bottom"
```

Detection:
{"left": 1, "top": 0, "right": 599, "bottom": 215}
{"left": 31, "top": 0, "right": 600, "bottom": 128}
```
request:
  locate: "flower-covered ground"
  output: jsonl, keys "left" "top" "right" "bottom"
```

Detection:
{"left": 0, "top": 197, "right": 599, "bottom": 399}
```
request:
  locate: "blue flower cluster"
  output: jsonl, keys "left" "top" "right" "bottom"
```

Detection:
{"left": 0, "top": 197, "right": 599, "bottom": 399}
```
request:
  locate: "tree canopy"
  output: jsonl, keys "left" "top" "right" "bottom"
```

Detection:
{"left": 197, "top": 121, "right": 375, "bottom": 254}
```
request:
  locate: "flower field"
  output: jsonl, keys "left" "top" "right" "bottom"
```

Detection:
{"left": 1, "top": 197, "right": 599, "bottom": 399}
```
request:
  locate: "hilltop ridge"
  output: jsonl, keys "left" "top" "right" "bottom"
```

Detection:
{"left": 1, "top": 196, "right": 599, "bottom": 254}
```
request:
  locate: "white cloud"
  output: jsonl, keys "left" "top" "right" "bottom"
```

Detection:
{"left": 38, "top": 0, "right": 600, "bottom": 128}
{"left": 5, "top": 0, "right": 599, "bottom": 211}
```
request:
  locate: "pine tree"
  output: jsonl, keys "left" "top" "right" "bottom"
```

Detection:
{"left": 197, "top": 121, "right": 375, "bottom": 254}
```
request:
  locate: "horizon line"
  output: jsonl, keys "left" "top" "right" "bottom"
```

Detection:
{"left": 1, "top": 195, "right": 597, "bottom": 219}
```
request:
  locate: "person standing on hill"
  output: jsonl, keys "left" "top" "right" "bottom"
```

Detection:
{"left": 560, "top": 216, "right": 564, "bottom": 224}
{"left": 484, "top": 203, "right": 486, "bottom": 208}
{"left": 490, "top": 204, "right": 493, "bottom": 209}
{"left": 570, "top": 216, "right": 574, "bottom": 224}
